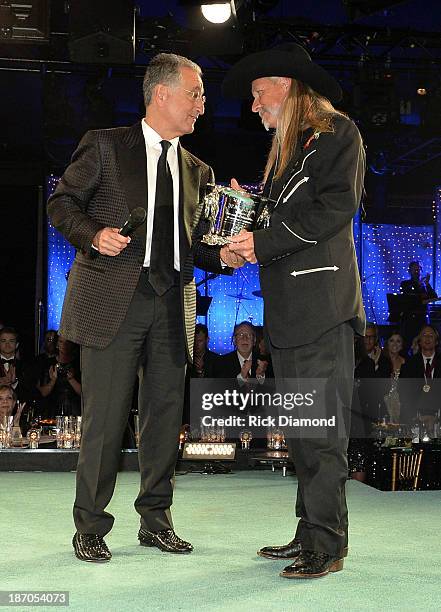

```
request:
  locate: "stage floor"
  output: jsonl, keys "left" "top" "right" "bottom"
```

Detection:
{"left": 1, "top": 471, "right": 440, "bottom": 611}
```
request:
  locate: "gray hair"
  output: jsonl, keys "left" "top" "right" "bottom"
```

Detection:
{"left": 143, "top": 53, "right": 202, "bottom": 107}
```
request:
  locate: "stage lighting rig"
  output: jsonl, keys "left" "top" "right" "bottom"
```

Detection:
{"left": 342, "top": 1, "right": 407, "bottom": 21}
{"left": 0, "top": 0, "right": 50, "bottom": 43}
{"left": 199, "top": 0, "right": 279, "bottom": 24}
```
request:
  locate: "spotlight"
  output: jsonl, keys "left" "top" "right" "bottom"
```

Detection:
{"left": 417, "top": 88, "right": 427, "bottom": 96}
{"left": 180, "top": 1, "right": 236, "bottom": 25}
{"left": 201, "top": 2, "right": 233, "bottom": 24}
{"left": 179, "top": 0, "right": 242, "bottom": 54}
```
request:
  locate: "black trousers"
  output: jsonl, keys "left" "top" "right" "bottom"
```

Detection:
{"left": 269, "top": 321, "right": 354, "bottom": 557}
{"left": 73, "top": 274, "right": 186, "bottom": 536}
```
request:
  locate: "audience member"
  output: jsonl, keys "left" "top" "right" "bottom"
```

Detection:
{"left": 0, "top": 384, "right": 26, "bottom": 433}
{"left": 409, "top": 335, "right": 420, "bottom": 356}
{"left": 0, "top": 327, "right": 29, "bottom": 401}
{"left": 190, "top": 324, "right": 219, "bottom": 378}
{"left": 400, "top": 261, "right": 437, "bottom": 346}
{"left": 399, "top": 325, "right": 440, "bottom": 433}
{"left": 254, "top": 326, "right": 274, "bottom": 379}
{"left": 362, "top": 323, "right": 388, "bottom": 373}
{"left": 36, "top": 329, "right": 58, "bottom": 364}
{"left": 214, "top": 321, "right": 267, "bottom": 384}
{"left": 36, "top": 335, "right": 81, "bottom": 417}
{"left": 381, "top": 332, "right": 406, "bottom": 422}
{"left": 353, "top": 323, "right": 388, "bottom": 422}
{"left": 26, "top": 330, "right": 59, "bottom": 401}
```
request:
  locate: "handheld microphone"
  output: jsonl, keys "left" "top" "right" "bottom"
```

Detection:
{"left": 119, "top": 207, "right": 147, "bottom": 237}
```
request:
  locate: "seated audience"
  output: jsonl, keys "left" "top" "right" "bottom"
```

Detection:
{"left": 214, "top": 321, "right": 267, "bottom": 384}
{"left": 362, "top": 322, "right": 389, "bottom": 374}
{"left": 254, "top": 326, "right": 274, "bottom": 379}
{"left": 348, "top": 335, "right": 377, "bottom": 483}
{"left": 399, "top": 325, "right": 440, "bottom": 432}
{"left": 25, "top": 330, "right": 59, "bottom": 402}
{"left": 381, "top": 331, "right": 406, "bottom": 423}
{"left": 0, "top": 327, "right": 29, "bottom": 401}
{"left": 213, "top": 322, "right": 268, "bottom": 447}
{"left": 36, "top": 335, "right": 81, "bottom": 417}
{"left": 190, "top": 324, "right": 220, "bottom": 378}
{"left": 409, "top": 335, "right": 420, "bottom": 356}
{"left": 35, "top": 329, "right": 58, "bottom": 370}
{"left": 0, "top": 384, "right": 26, "bottom": 433}
{"left": 183, "top": 323, "right": 220, "bottom": 426}
{"left": 354, "top": 323, "right": 388, "bottom": 422}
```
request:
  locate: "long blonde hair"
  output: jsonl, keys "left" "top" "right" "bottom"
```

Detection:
{"left": 265, "top": 79, "right": 346, "bottom": 182}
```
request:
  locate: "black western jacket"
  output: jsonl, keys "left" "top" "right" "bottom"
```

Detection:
{"left": 254, "top": 115, "right": 366, "bottom": 348}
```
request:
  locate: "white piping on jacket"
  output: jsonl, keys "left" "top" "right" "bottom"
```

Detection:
{"left": 282, "top": 221, "right": 317, "bottom": 244}
{"left": 275, "top": 149, "right": 317, "bottom": 209}
{"left": 282, "top": 176, "right": 309, "bottom": 203}
{"left": 291, "top": 266, "right": 339, "bottom": 277}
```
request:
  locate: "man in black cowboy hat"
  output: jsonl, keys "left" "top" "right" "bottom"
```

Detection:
{"left": 223, "top": 43, "right": 366, "bottom": 579}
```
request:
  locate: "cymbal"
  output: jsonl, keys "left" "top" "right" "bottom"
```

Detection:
{"left": 252, "top": 290, "right": 263, "bottom": 298}
{"left": 226, "top": 293, "right": 253, "bottom": 300}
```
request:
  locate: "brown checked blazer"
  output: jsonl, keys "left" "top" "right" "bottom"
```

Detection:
{"left": 48, "top": 122, "right": 225, "bottom": 359}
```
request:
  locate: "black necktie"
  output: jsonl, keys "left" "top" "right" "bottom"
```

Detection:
{"left": 148, "top": 140, "right": 175, "bottom": 296}
{"left": 1, "top": 358, "right": 14, "bottom": 365}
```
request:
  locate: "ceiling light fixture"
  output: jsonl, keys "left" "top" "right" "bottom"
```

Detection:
{"left": 201, "top": 2, "right": 233, "bottom": 24}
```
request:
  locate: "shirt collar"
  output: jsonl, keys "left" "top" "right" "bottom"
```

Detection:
{"left": 141, "top": 119, "right": 179, "bottom": 153}
{"left": 237, "top": 351, "right": 252, "bottom": 363}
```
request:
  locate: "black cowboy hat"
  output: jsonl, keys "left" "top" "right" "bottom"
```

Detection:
{"left": 222, "top": 43, "right": 343, "bottom": 103}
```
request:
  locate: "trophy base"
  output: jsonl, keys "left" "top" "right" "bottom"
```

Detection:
{"left": 201, "top": 234, "right": 230, "bottom": 246}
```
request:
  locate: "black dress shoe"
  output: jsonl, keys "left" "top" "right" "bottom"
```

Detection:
{"left": 258, "top": 538, "right": 302, "bottom": 559}
{"left": 280, "top": 550, "right": 344, "bottom": 579}
{"left": 258, "top": 539, "right": 348, "bottom": 560}
{"left": 72, "top": 533, "right": 111, "bottom": 563}
{"left": 138, "top": 528, "right": 193, "bottom": 554}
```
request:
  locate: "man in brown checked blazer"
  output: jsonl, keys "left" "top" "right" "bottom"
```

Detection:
{"left": 48, "top": 53, "right": 241, "bottom": 563}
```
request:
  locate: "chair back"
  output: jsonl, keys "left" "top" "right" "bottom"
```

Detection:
{"left": 391, "top": 448, "right": 423, "bottom": 491}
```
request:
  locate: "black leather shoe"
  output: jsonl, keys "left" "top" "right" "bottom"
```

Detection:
{"left": 72, "top": 533, "right": 111, "bottom": 563}
{"left": 138, "top": 528, "right": 193, "bottom": 554}
{"left": 258, "top": 538, "right": 302, "bottom": 559}
{"left": 258, "top": 539, "right": 348, "bottom": 560}
{"left": 280, "top": 550, "right": 344, "bottom": 579}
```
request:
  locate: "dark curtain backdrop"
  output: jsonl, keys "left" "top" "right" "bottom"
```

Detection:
{"left": 0, "top": 185, "right": 40, "bottom": 360}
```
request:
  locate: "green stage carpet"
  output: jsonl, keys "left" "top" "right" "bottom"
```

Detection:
{"left": 1, "top": 471, "right": 440, "bottom": 611}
